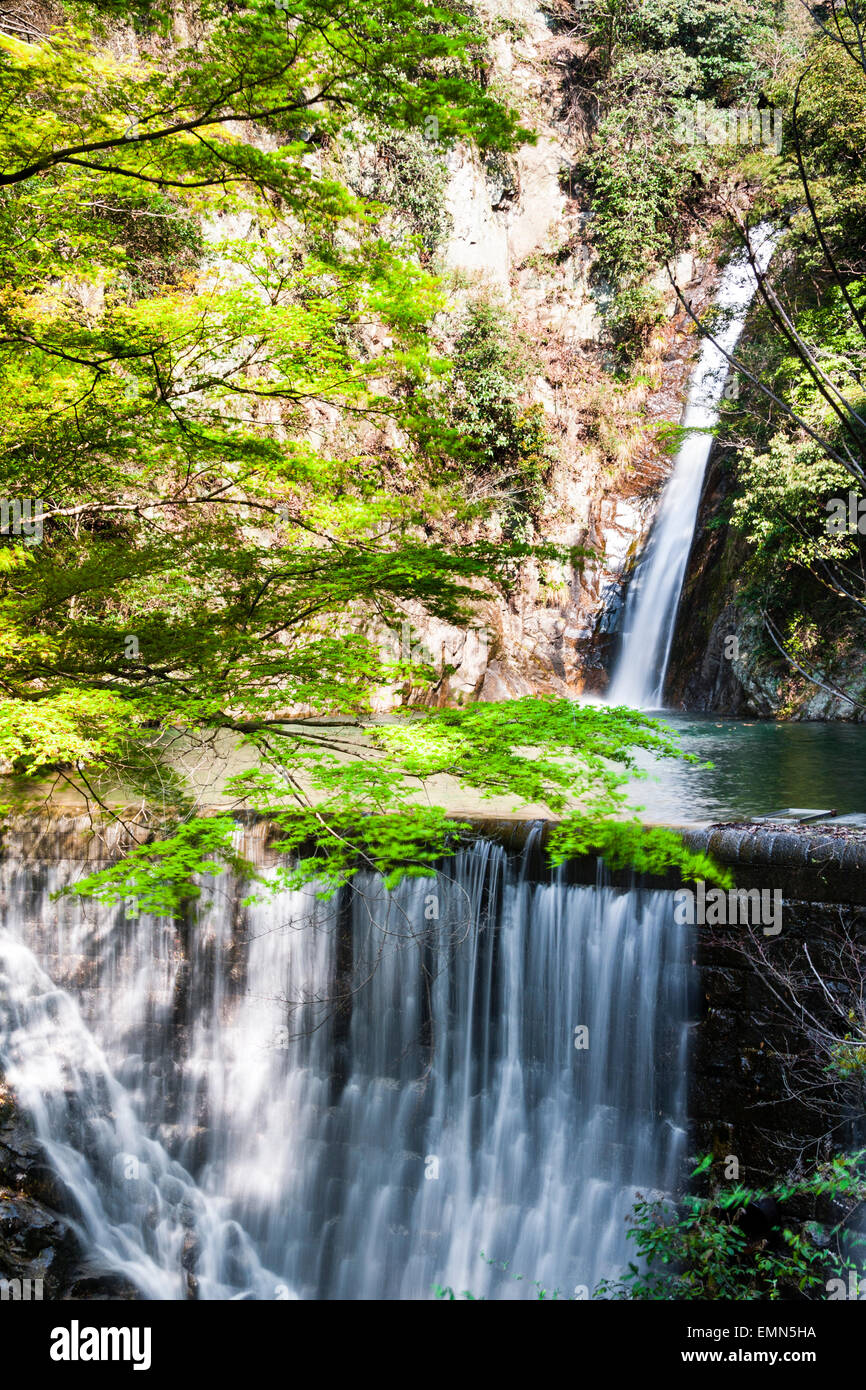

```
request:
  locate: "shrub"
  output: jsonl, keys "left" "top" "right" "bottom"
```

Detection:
{"left": 448, "top": 300, "right": 554, "bottom": 535}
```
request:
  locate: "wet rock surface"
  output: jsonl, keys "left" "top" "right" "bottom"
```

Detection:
{"left": 0, "top": 1081, "right": 141, "bottom": 1300}
{"left": 0, "top": 1189, "right": 77, "bottom": 1297}
{"left": 666, "top": 442, "right": 866, "bottom": 720}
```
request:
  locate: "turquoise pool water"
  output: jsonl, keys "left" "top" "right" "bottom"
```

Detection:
{"left": 629, "top": 715, "right": 866, "bottom": 825}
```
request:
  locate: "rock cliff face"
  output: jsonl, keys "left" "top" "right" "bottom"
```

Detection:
{"left": 42, "top": 0, "right": 723, "bottom": 712}
{"left": 435, "top": 5, "right": 863, "bottom": 722}
{"left": 386, "top": 0, "right": 718, "bottom": 706}
{"left": 665, "top": 445, "right": 866, "bottom": 720}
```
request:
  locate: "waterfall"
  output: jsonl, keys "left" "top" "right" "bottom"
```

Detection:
{"left": 0, "top": 837, "right": 693, "bottom": 1300}
{"left": 607, "top": 226, "right": 777, "bottom": 710}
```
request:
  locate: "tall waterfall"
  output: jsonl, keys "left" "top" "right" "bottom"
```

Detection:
{"left": 608, "top": 226, "right": 777, "bottom": 710}
{"left": 0, "top": 837, "right": 693, "bottom": 1300}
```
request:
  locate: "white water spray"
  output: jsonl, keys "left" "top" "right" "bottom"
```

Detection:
{"left": 608, "top": 226, "right": 777, "bottom": 709}
{"left": 0, "top": 838, "right": 692, "bottom": 1299}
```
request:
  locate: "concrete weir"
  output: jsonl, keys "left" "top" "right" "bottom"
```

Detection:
{"left": 449, "top": 816, "right": 866, "bottom": 905}
{"left": 2, "top": 810, "right": 865, "bottom": 895}
{"left": 451, "top": 818, "right": 866, "bottom": 1181}
{"left": 679, "top": 823, "right": 866, "bottom": 906}
{"left": 0, "top": 811, "right": 864, "bottom": 1294}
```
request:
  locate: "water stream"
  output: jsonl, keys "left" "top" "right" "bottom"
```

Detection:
{"left": 0, "top": 838, "right": 692, "bottom": 1300}
{"left": 608, "top": 226, "right": 777, "bottom": 709}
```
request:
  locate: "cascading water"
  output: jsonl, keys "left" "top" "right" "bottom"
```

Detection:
{"left": 607, "top": 225, "right": 777, "bottom": 710}
{"left": 0, "top": 861, "right": 280, "bottom": 1300}
{"left": 0, "top": 835, "right": 693, "bottom": 1300}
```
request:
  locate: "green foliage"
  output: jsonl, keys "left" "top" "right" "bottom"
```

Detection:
{"left": 725, "top": 269, "right": 866, "bottom": 654}
{"left": 580, "top": 0, "right": 779, "bottom": 96}
{"left": 730, "top": 429, "right": 861, "bottom": 604}
{"left": 0, "top": 688, "right": 138, "bottom": 775}
{"left": 826, "top": 1012, "right": 866, "bottom": 1082}
{"left": 351, "top": 125, "right": 452, "bottom": 260}
{"left": 597, "top": 1152, "right": 866, "bottom": 1300}
{"left": 576, "top": 0, "right": 785, "bottom": 353}
{"left": 548, "top": 818, "right": 733, "bottom": 889}
{"left": 714, "top": 26, "right": 866, "bottom": 694}
{"left": 579, "top": 66, "right": 699, "bottom": 349}
{"left": 772, "top": 30, "right": 866, "bottom": 274}
{"left": 63, "top": 699, "right": 714, "bottom": 908}
{"left": 0, "top": 0, "right": 713, "bottom": 907}
{"left": 430, "top": 1155, "right": 866, "bottom": 1303}
{"left": 448, "top": 299, "right": 554, "bottom": 533}
{"left": 604, "top": 280, "right": 667, "bottom": 351}
{"left": 631, "top": 0, "right": 780, "bottom": 100}
{"left": 0, "top": 1, "right": 528, "bottom": 198}
{"left": 65, "top": 815, "right": 260, "bottom": 917}
{"left": 581, "top": 51, "right": 701, "bottom": 237}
